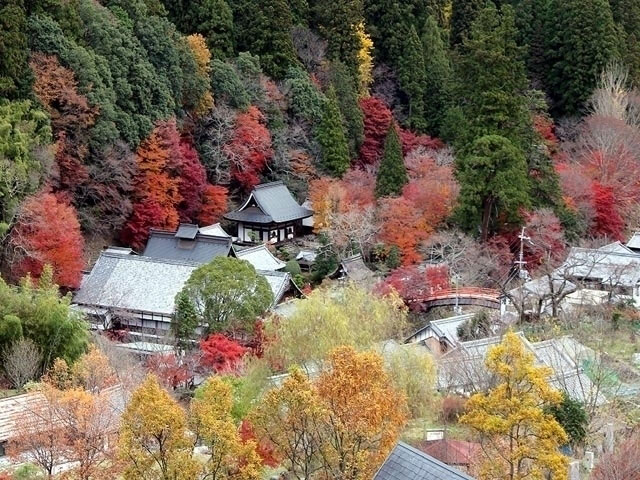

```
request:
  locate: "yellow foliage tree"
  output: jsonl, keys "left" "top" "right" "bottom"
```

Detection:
{"left": 355, "top": 23, "right": 373, "bottom": 98}
{"left": 250, "top": 368, "right": 327, "bottom": 479}
{"left": 251, "top": 347, "right": 408, "bottom": 480}
{"left": 71, "top": 345, "right": 117, "bottom": 392}
{"left": 118, "top": 375, "right": 200, "bottom": 480}
{"left": 265, "top": 284, "right": 408, "bottom": 370}
{"left": 190, "top": 377, "right": 262, "bottom": 480}
{"left": 186, "top": 33, "right": 214, "bottom": 115}
{"left": 460, "top": 331, "right": 569, "bottom": 480}
{"left": 316, "top": 346, "right": 408, "bottom": 479}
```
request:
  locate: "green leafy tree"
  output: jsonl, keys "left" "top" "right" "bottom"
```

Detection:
{"left": 398, "top": 25, "right": 427, "bottom": 131}
{"left": 450, "top": 0, "right": 486, "bottom": 46}
{"left": 289, "top": 0, "right": 309, "bottom": 25}
{"left": 316, "top": 86, "right": 350, "bottom": 177}
{"left": 375, "top": 125, "right": 407, "bottom": 198}
{"left": 312, "top": 233, "right": 338, "bottom": 281}
{"left": 421, "top": 16, "right": 452, "bottom": 136}
{"left": 329, "top": 61, "right": 364, "bottom": 157}
{"left": 455, "top": 135, "right": 531, "bottom": 241}
{"left": 544, "top": 0, "right": 620, "bottom": 114}
{"left": 0, "top": 0, "right": 33, "bottom": 99}
{"left": 177, "top": 257, "right": 273, "bottom": 334}
{"left": 284, "top": 66, "right": 327, "bottom": 123}
{"left": 0, "top": 100, "right": 51, "bottom": 237}
{"left": 0, "top": 314, "right": 23, "bottom": 351}
{"left": 610, "top": 0, "right": 640, "bottom": 83}
{"left": 172, "top": 291, "right": 199, "bottom": 352}
{"left": 0, "top": 265, "right": 88, "bottom": 369}
{"left": 452, "top": 3, "right": 532, "bottom": 151}
{"left": 210, "top": 59, "right": 251, "bottom": 109}
{"left": 546, "top": 394, "right": 588, "bottom": 448}
{"left": 231, "top": 0, "right": 298, "bottom": 79}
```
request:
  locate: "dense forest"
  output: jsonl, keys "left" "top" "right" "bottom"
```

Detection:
{"left": 0, "top": 0, "right": 637, "bottom": 286}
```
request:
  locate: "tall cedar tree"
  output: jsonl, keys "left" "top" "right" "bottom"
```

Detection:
{"left": 421, "top": 16, "right": 452, "bottom": 136}
{"left": 172, "top": 291, "right": 199, "bottom": 353}
{"left": 375, "top": 125, "right": 408, "bottom": 198}
{"left": 316, "top": 86, "right": 351, "bottom": 177}
{"left": 544, "top": 0, "right": 619, "bottom": 114}
{"left": 0, "top": 0, "right": 33, "bottom": 100}
{"left": 453, "top": 3, "right": 533, "bottom": 153}
{"left": 455, "top": 135, "right": 531, "bottom": 241}
{"left": 398, "top": 26, "right": 427, "bottom": 132}
{"left": 610, "top": 0, "right": 640, "bottom": 83}
{"left": 364, "top": 0, "right": 411, "bottom": 64}
{"left": 231, "top": 0, "right": 298, "bottom": 79}
{"left": 450, "top": 0, "right": 486, "bottom": 46}
{"left": 311, "top": 0, "right": 364, "bottom": 75}
{"left": 330, "top": 61, "right": 364, "bottom": 157}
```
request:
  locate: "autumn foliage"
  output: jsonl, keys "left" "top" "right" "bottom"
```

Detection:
{"left": 198, "top": 184, "right": 229, "bottom": 225}
{"left": 379, "top": 264, "right": 450, "bottom": 305}
{"left": 224, "top": 106, "right": 273, "bottom": 190}
{"left": 359, "top": 97, "right": 393, "bottom": 166}
{"left": 199, "top": 333, "right": 247, "bottom": 373}
{"left": 591, "top": 181, "right": 624, "bottom": 240}
{"left": 9, "top": 191, "right": 85, "bottom": 288}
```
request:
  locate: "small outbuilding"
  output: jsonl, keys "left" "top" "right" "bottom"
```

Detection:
{"left": 224, "top": 182, "right": 313, "bottom": 244}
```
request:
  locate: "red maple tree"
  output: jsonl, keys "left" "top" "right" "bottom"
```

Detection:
{"left": 9, "top": 191, "right": 85, "bottom": 288}
{"left": 200, "top": 334, "right": 247, "bottom": 373}
{"left": 378, "top": 264, "right": 450, "bottom": 305}
{"left": 378, "top": 197, "right": 430, "bottom": 265}
{"left": 239, "top": 420, "right": 279, "bottom": 467}
{"left": 358, "top": 97, "right": 393, "bottom": 166}
{"left": 198, "top": 184, "right": 229, "bottom": 225}
{"left": 591, "top": 181, "right": 624, "bottom": 240}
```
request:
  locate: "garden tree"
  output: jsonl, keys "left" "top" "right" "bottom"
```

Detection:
{"left": 378, "top": 196, "right": 430, "bottom": 264}
{"left": 199, "top": 334, "right": 247, "bottom": 372}
{"left": 452, "top": 3, "right": 533, "bottom": 152}
{"left": 450, "top": 0, "right": 485, "bottom": 46}
{"left": 70, "top": 345, "right": 117, "bottom": 392}
{"left": 312, "top": 233, "right": 339, "bottom": 280}
{"left": 250, "top": 368, "right": 326, "bottom": 479}
{"left": 0, "top": 0, "right": 32, "bottom": 100}
{"left": 172, "top": 291, "right": 199, "bottom": 352}
{"left": 460, "top": 331, "right": 568, "bottom": 480}
{"left": 398, "top": 26, "right": 427, "bottom": 131}
{"left": 119, "top": 375, "right": 200, "bottom": 480}
{"left": 544, "top": 0, "right": 619, "bottom": 114}
{"left": 308, "top": 177, "right": 346, "bottom": 230}
{"left": 358, "top": 96, "right": 393, "bottom": 165}
{"left": 455, "top": 135, "right": 531, "bottom": 241}
{"left": 198, "top": 184, "right": 229, "bottom": 224}
{"left": 311, "top": 0, "right": 364, "bottom": 72}
{"left": 591, "top": 182, "right": 624, "bottom": 240}
{"left": 190, "top": 377, "right": 262, "bottom": 479}
{"left": 120, "top": 119, "right": 182, "bottom": 249}
{"left": 186, "top": 34, "right": 215, "bottom": 114}
{"left": 224, "top": 106, "right": 274, "bottom": 190}
{"left": 8, "top": 192, "right": 85, "bottom": 289}
{"left": 329, "top": 62, "right": 364, "bottom": 157}
{"left": 355, "top": 23, "right": 374, "bottom": 96}
{"left": 456, "top": 310, "right": 493, "bottom": 341}
{"left": 316, "top": 86, "right": 350, "bottom": 177}
{"left": 381, "top": 344, "right": 436, "bottom": 418}
{"left": 546, "top": 394, "right": 588, "bottom": 448}
{"left": 315, "top": 346, "right": 408, "bottom": 479}
{"left": 520, "top": 209, "right": 567, "bottom": 270}
{"left": 0, "top": 101, "right": 51, "bottom": 238}
{"left": 264, "top": 284, "right": 407, "bottom": 369}
{"left": 325, "top": 206, "right": 380, "bottom": 260}
{"left": 2, "top": 338, "right": 42, "bottom": 389}
{"left": 0, "top": 315, "right": 23, "bottom": 352}
{"left": 375, "top": 125, "right": 408, "bottom": 197}
{"left": 421, "top": 16, "right": 452, "bottom": 136}
{"left": 231, "top": 0, "right": 298, "bottom": 78}
{"left": 177, "top": 257, "right": 273, "bottom": 334}
{"left": 146, "top": 353, "right": 198, "bottom": 390}
{"left": 0, "top": 266, "right": 88, "bottom": 369}
{"left": 379, "top": 264, "right": 450, "bottom": 304}
{"left": 342, "top": 168, "right": 376, "bottom": 208}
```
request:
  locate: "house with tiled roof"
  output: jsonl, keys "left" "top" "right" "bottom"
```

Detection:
{"left": 143, "top": 223, "right": 233, "bottom": 263}
{"left": 374, "top": 442, "right": 475, "bottom": 480}
{"left": 224, "top": 181, "right": 313, "bottom": 244}
{"left": 233, "top": 244, "right": 286, "bottom": 271}
{"left": 419, "top": 439, "right": 480, "bottom": 474}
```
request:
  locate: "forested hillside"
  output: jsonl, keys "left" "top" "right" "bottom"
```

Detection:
{"left": 0, "top": 0, "right": 636, "bottom": 285}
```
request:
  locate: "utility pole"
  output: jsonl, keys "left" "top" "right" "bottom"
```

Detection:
{"left": 515, "top": 227, "right": 530, "bottom": 281}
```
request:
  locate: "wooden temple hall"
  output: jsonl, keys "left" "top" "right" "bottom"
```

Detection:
{"left": 224, "top": 181, "right": 312, "bottom": 244}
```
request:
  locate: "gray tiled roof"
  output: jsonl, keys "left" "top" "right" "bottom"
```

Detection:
{"left": 225, "top": 182, "right": 313, "bottom": 224}
{"left": 340, "top": 254, "right": 374, "bottom": 282}
{"left": 175, "top": 223, "right": 199, "bottom": 239}
{"left": 375, "top": 442, "right": 475, "bottom": 480}
{"left": 234, "top": 244, "right": 286, "bottom": 271}
{"left": 143, "top": 229, "right": 232, "bottom": 263}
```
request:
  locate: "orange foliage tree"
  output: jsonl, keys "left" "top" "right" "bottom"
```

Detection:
{"left": 378, "top": 196, "right": 430, "bottom": 264}
{"left": 198, "top": 184, "right": 229, "bottom": 225}
{"left": 224, "top": 106, "right": 273, "bottom": 191}
{"left": 9, "top": 191, "right": 85, "bottom": 288}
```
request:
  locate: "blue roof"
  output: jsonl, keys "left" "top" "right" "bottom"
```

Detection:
{"left": 374, "top": 442, "right": 476, "bottom": 480}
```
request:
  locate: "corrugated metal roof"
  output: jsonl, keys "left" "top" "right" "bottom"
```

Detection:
{"left": 225, "top": 182, "right": 313, "bottom": 224}
{"left": 374, "top": 442, "right": 475, "bottom": 480}
{"left": 143, "top": 230, "right": 232, "bottom": 263}
{"left": 235, "top": 245, "right": 286, "bottom": 271}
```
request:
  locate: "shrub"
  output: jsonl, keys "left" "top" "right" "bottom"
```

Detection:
{"left": 440, "top": 395, "right": 467, "bottom": 423}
